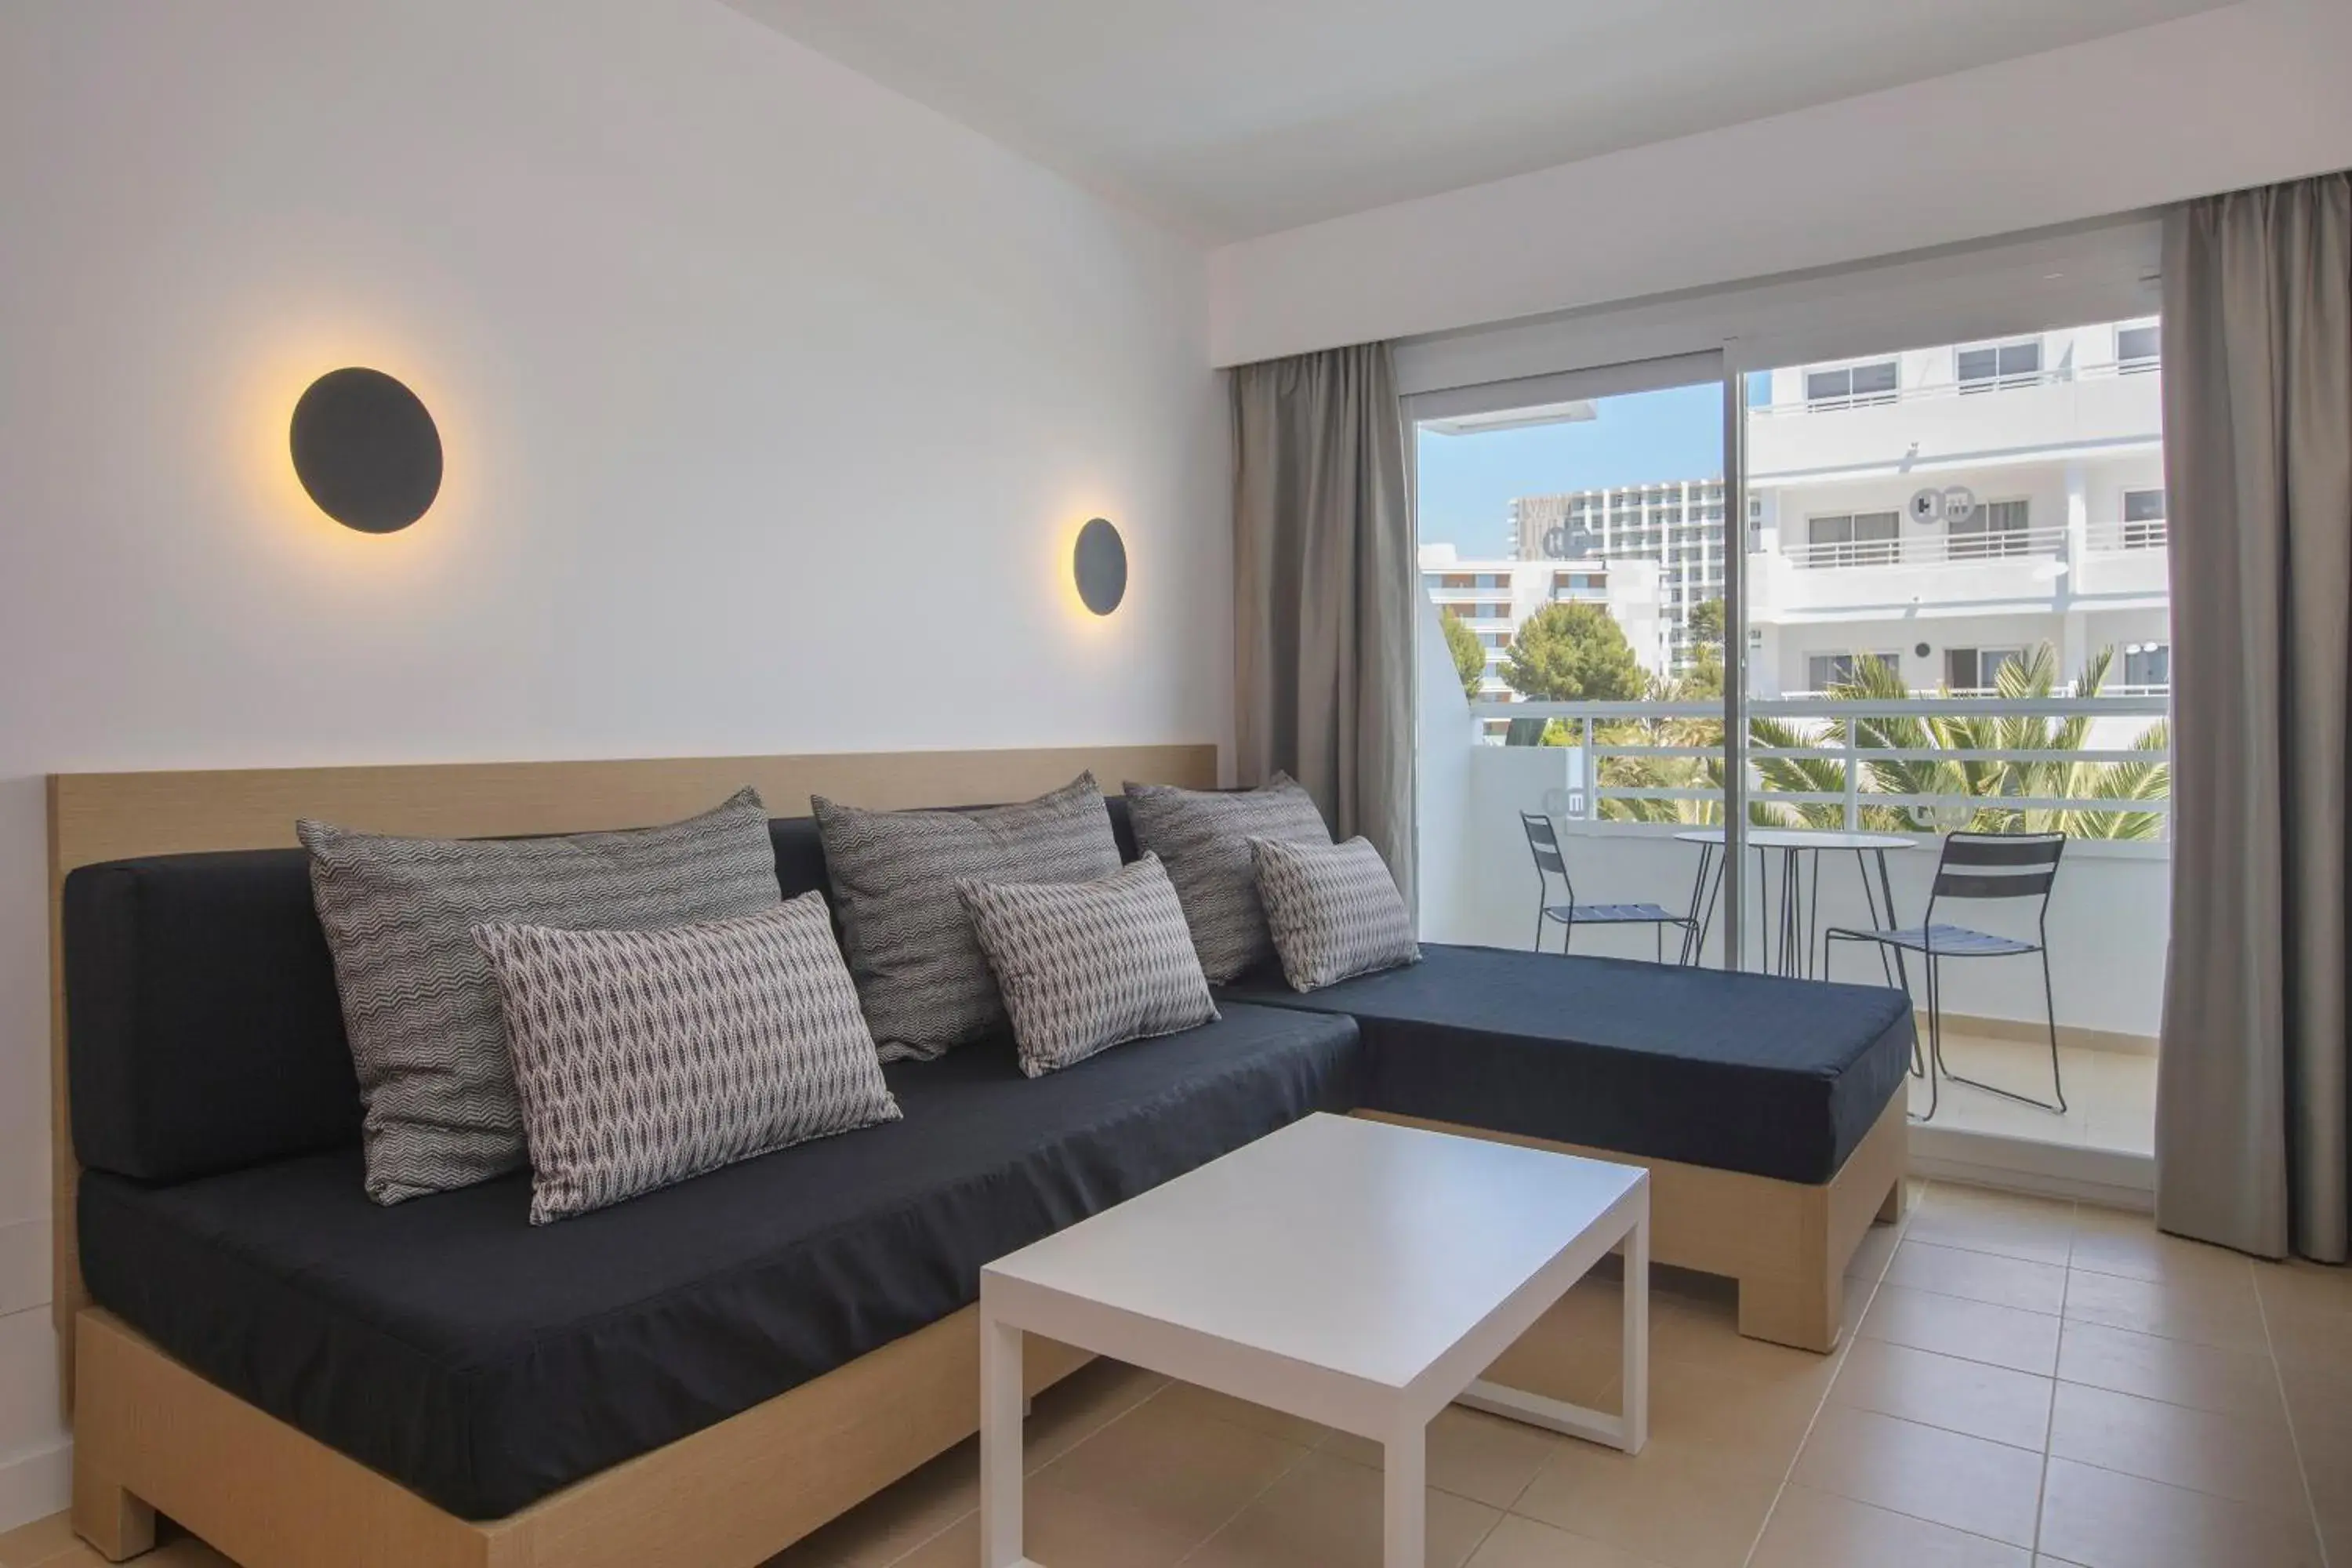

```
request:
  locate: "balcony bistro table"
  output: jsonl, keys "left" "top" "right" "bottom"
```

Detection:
{"left": 1672, "top": 827, "right": 1917, "bottom": 982}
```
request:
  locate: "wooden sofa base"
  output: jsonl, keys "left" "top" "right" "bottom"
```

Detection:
{"left": 1356, "top": 1090, "right": 1909, "bottom": 1354}
{"left": 71, "top": 1305, "right": 1090, "bottom": 1568}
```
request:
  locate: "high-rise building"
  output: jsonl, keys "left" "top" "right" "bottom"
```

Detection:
{"left": 1508, "top": 480, "right": 1726, "bottom": 673}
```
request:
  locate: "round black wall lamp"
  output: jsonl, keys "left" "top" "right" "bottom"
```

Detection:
{"left": 289, "top": 367, "right": 442, "bottom": 533}
{"left": 1074, "top": 517, "right": 1127, "bottom": 615}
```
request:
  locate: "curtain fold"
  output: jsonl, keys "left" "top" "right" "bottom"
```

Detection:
{"left": 2156, "top": 171, "right": 2352, "bottom": 1262}
{"left": 1231, "top": 343, "right": 1417, "bottom": 908}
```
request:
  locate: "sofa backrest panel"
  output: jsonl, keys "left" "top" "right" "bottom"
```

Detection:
{"left": 64, "top": 849, "right": 362, "bottom": 1182}
{"left": 65, "top": 800, "right": 1141, "bottom": 1183}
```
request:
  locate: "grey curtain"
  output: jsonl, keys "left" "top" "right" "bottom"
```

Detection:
{"left": 1231, "top": 343, "right": 1417, "bottom": 906}
{"left": 2157, "top": 171, "right": 2352, "bottom": 1263}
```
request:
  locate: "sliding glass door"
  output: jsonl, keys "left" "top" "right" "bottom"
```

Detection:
{"left": 1407, "top": 354, "right": 1755, "bottom": 970}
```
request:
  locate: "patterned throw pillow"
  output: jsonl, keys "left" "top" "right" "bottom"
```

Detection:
{"left": 1123, "top": 775, "right": 1333, "bottom": 982}
{"left": 1250, "top": 835, "right": 1421, "bottom": 992}
{"left": 959, "top": 855, "right": 1218, "bottom": 1078}
{"left": 474, "top": 895, "right": 899, "bottom": 1224}
{"left": 299, "top": 789, "right": 782, "bottom": 1204}
{"left": 814, "top": 774, "right": 1122, "bottom": 1060}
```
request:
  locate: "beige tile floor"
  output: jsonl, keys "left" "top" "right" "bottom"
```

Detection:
{"left": 1909, "top": 1036, "right": 2158, "bottom": 1157}
{"left": 3, "top": 1182, "right": 2343, "bottom": 1568}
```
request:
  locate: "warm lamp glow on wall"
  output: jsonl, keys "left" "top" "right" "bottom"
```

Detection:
{"left": 1073, "top": 517, "right": 1127, "bottom": 615}
{"left": 289, "top": 367, "right": 442, "bottom": 532}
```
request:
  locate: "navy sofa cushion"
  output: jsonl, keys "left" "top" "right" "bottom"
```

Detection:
{"left": 78, "top": 1004, "right": 1360, "bottom": 1520}
{"left": 62, "top": 801, "right": 1137, "bottom": 1181}
{"left": 1217, "top": 942, "right": 1914, "bottom": 1185}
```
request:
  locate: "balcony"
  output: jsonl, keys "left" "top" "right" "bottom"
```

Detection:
{"left": 1751, "top": 520, "right": 2169, "bottom": 623}
{"left": 1414, "top": 681, "right": 2169, "bottom": 1161}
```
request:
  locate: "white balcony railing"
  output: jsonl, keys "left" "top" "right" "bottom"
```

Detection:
{"left": 2086, "top": 517, "right": 2169, "bottom": 552}
{"left": 1780, "top": 522, "right": 2067, "bottom": 572}
{"left": 1753, "top": 356, "right": 2161, "bottom": 418}
{"left": 1466, "top": 694, "right": 2170, "bottom": 837}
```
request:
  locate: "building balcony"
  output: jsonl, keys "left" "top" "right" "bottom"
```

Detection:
{"left": 1748, "top": 365, "right": 2161, "bottom": 482}
{"left": 1750, "top": 521, "right": 2168, "bottom": 621}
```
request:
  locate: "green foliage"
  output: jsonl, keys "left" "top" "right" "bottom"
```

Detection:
{"left": 1686, "top": 597, "right": 1726, "bottom": 647}
{"left": 1536, "top": 638, "right": 2169, "bottom": 839}
{"left": 1439, "top": 609, "right": 1486, "bottom": 702}
{"left": 1503, "top": 601, "right": 1647, "bottom": 702}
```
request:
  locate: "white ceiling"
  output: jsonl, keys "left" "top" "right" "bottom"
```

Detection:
{"left": 721, "top": 0, "right": 2229, "bottom": 241}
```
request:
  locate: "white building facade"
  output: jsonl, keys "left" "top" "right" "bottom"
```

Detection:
{"left": 1744, "top": 318, "right": 2167, "bottom": 697}
{"left": 1417, "top": 546, "right": 1668, "bottom": 712}
{"left": 1486, "top": 318, "right": 2169, "bottom": 699}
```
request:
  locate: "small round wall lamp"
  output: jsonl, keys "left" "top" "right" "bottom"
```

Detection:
{"left": 1074, "top": 517, "right": 1127, "bottom": 615}
{"left": 289, "top": 367, "right": 442, "bottom": 533}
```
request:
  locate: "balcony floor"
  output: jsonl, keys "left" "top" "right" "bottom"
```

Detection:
{"left": 1911, "top": 1033, "right": 2155, "bottom": 1157}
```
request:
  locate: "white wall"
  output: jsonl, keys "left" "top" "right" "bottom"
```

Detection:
{"left": 1210, "top": 1, "right": 2352, "bottom": 365}
{"left": 0, "top": 0, "right": 1221, "bottom": 1526}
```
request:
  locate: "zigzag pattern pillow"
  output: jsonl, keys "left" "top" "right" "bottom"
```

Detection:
{"left": 1123, "top": 775, "right": 1332, "bottom": 982}
{"left": 815, "top": 774, "right": 1122, "bottom": 1060}
{"left": 475, "top": 895, "right": 900, "bottom": 1224}
{"left": 1250, "top": 835, "right": 1421, "bottom": 992}
{"left": 300, "top": 789, "right": 783, "bottom": 1204}
{"left": 959, "top": 854, "right": 1218, "bottom": 1077}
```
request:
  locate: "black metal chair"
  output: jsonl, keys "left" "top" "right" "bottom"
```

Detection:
{"left": 1824, "top": 831, "right": 2067, "bottom": 1123}
{"left": 1520, "top": 811, "right": 1696, "bottom": 964}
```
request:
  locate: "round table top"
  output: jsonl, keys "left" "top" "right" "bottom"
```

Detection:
{"left": 1671, "top": 827, "right": 1917, "bottom": 851}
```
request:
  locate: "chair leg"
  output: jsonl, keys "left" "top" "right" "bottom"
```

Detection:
{"left": 1533, "top": 904, "right": 1546, "bottom": 954}
{"left": 1935, "top": 953, "right": 2068, "bottom": 1113}
{"left": 1913, "top": 954, "right": 1940, "bottom": 1123}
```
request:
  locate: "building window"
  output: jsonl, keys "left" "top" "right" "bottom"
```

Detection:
{"left": 1439, "top": 573, "right": 1473, "bottom": 589}
{"left": 1480, "top": 631, "right": 1512, "bottom": 649}
{"left": 2124, "top": 641, "right": 2170, "bottom": 689}
{"left": 1806, "top": 652, "right": 1899, "bottom": 691}
{"left": 2117, "top": 322, "right": 2161, "bottom": 373}
{"left": 1802, "top": 510, "right": 1900, "bottom": 568}
{"left": 1958, "top": 339, "right": 2042, "bottom": 393}
{"left": 1945, "top": 647, "right": 2025, "bottom": 693}
{"left": 1805, "top": 360, "right": 1898, "bottom": 410}
{"left": 1949, "top": 498, "right": 2033, "bottom": 559}
{"left": 2122, "top": 487, "right": 2167, "bottom": 549}
{"left": 1477, "top": 601, "right": 1509, "bottom": 619}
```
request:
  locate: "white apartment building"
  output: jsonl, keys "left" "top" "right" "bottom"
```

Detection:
{"left": 1746, "top": 318, "right": 2166, "bottom": 695}
{"left": 1418, "top": 546, "right": 1668, "bottom": 706}
{"left": 1491, "top": 318, "right": 2168, "bottom": 698}
{"left": 1509, "top": 480, "right": 1726, "bottom": 673}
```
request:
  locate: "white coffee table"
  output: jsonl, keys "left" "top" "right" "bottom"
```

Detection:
{"left": 978, "top": 1112, "right": 1650, "bottom": 1568}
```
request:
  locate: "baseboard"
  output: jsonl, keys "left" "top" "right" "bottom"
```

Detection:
{"left": 1944, "top": 1012, "right": 2157, "bottom": 1058}
{"left": 0, "top": 1436, "right": 71, "bottom": 1534}
{"left": 1908, "top": 1123, "right": 2154, "bottom": 1212}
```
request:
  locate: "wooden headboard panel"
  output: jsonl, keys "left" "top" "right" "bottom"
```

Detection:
{"left": 45, "top": 742, "right": 1218, "bottom": 1408}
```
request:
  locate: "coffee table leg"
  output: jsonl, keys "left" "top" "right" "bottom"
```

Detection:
{"left": 979, "top": 1304, "right": 1028, "bottom": 1568}
{"left": 1622, "top": 1202, "right": 1650, "bottom": 1454}
{"left": 1384, "top": 1421, "right": 1426, "bottom": 1568}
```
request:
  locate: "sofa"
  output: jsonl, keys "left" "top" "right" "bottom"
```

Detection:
{"left": 51, "top": 753, "right": 1910, "bottom": 1568}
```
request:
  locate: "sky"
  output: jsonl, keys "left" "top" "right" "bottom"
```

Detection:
{"left": 1415, "top": 379, "right": 1747, "bottom": 557}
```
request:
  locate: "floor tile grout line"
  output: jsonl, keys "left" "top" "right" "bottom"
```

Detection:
{"left": 2027, "top": 1237, "right": 2073, "bottom": 1561}
{"left": 2251, "top": 1255, "right": 2333, "bottom": 1568}
{"left": 1734, "top": 1186, "right": 1915, "bottom": 1568}
{"left": 1165, "top": 1414, "right": 1324, "bottom": 1568}
{"left": 874, "top": 1368, "right": 1172, "bottom": 1568}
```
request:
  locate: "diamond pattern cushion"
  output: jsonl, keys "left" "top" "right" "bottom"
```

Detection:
{"left": 474, "top": 895, "right": 900, "bottom": 1225}
{"left": 298, "top": 789, "right": 784, "bottom": 1204}
{"left": 959, "top": 855, "right": 1218, "bottom": 1077}
{"left": 1123, "top": 775, "right": 1333, "bottom": 982}
{"left": 814, "top": 775, "right": 1123, "bottom": 1061}
{"left": 1250, "top": 835, "right": 1421, "bottom": 992}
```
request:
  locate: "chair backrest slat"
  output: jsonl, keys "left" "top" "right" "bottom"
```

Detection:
{"left": 1942, "top": 834, "right": 2064, "bottom": 868}
{"left": 1930, "top": 831, "right": 2064, "bottom": 908}
{"left": 1937, "top": 869, "right": 2058, "bottom": 899}
{"left": 1519, "top": 811, "right": 1569, "bottom": 878}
